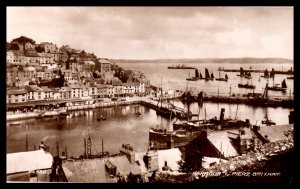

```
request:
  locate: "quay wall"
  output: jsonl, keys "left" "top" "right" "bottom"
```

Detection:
{"left": 7, "top": 100, "right": 142, "bottom": 121}
{"left": 6, "top": 94, "right": 293, "bottom": 121}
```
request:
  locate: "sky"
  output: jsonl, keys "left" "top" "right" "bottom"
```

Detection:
{"left": 7, "top": 7, "right": 293, "bottom": 60}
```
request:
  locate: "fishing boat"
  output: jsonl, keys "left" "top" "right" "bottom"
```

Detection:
{"left": 59, "top": 112, "right": 70, "bottom": 117}
{"left": 157, "top": 77, "right": 191, "bottom": 120}
{"left": 168, "top": 64, "right": 195, "bottom": 69}
{"left": 261, "top": 69, "right": 270, "bottom": 78}
{"left": 287, "top": 76, "right": 294, "bottom": 79}
{"left": 97, "top": 114, "right": 107, "bottom": 121}
{"left": 269, "top": 68, "right": 275, "bottom": 78}
{"left": 237, "top": 67, "right": 244, "bottom": 77}
{"left": 215, "top": 70, "right": 228, "bottom": 81}
{"left": 261, "top": 114, "right": 276, "bottom": 126}
{"left": 238, "top": 82, "right": 255, "bottom": 89}
{"left": 267, "top": 79, "right": 287, "bottom": 92}
{"left": 244, "top": 71, "right": 252, "bottom": 79}
{"left": 186, "top": 69, "right": 199, "bottom": 81}
{"left": 204, "top": 68, "right": 213, "bottom": 80}
{"left": 9, "top": 122, "right": 21, "bottom": 126}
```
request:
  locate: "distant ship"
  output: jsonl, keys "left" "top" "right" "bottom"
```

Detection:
{"left": 168, "top": 64, "right": 195, "bottom": 69}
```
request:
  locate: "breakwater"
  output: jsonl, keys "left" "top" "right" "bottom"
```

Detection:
{"left": 218, "top": 68, "right": 293, "bottom": 75}
{"left": 203, "top": 96, "right": 293, "bottom": 108}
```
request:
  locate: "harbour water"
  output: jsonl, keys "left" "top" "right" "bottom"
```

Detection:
{"left": 121, "top": 62, "right": 294, "bottom": 97}
{"left": 7, "top": 62, "right": 294, "bottom": 157}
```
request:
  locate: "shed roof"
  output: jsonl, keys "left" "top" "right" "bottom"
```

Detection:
{"left": 24, "top": 85, "right": 42, "bottom": 92}
{"left": 207, "top": 131, "right": 239, "bottom": 158}
{"left": 40, "top": 86, "right": 52, "bottom": 92}
{"left": 62, "top": 154, "right": 142, "bottom": 183}
{"left": 257, "top": 124, "right": 293, "bottom": 142}
{"left": 98, "top": 59, "right": 111, "bottom": 64}
{"left": 7, "top": 150, "right": 53, "bottom": 174}
{"left": 7, "top": 89, "right": 28, "bottom": 95}
{"left": 83, "top": 61, "right": 95, "bottom": 65}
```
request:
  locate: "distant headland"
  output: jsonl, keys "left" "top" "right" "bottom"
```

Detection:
{"left": 110, "top": 57, "right": 293, "bottom": 64}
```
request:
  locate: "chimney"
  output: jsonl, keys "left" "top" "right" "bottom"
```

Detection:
{"left": 145, "top": 150, "right": 158, "bottom": 172}
{"left": 219, "top": 108, "right": 225, "bottom": 121}
{"left": 120, "top": 144, "right": 135, "bottom": 164}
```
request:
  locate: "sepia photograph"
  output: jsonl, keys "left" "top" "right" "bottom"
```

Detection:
{"left": 6, "top": 6, "right": 294, "bottom": 183}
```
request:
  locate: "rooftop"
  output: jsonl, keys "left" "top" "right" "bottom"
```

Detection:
{"left": 256, "top": 124, "right": 293, "bottom": 142}
{"left": 83, "top": 61, "right": 95, "bottom": 65}
{"left": 7, "top": 150, "right": 53, "bottom": 174}
{"left": 98, "top": 59, "right": 111, "bottom": 64}
{"left": 62, "top": 154, "right": 142, "bottom": 183}
{"left": 7, "top": 89, "right": 28, "bottom": 95}
{"left": 207, "top": 131, "right": 239, "bottom": 158}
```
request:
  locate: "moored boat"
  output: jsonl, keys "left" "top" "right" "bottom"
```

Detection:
{"left": 238, "top": 82, "right": 255, "bottom": 89}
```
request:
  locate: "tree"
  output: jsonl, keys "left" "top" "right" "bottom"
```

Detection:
{"left": 35, "top": 45, "right": 45, "bottom": 53}
{"left": 11, "top": 36, "right": 35, "bottom": 52}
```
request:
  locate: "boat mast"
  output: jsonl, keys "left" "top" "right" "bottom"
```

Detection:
{"left": 102, "top": 137, "right": 104, "bottom": 154}
{"left": 56, "top": 134, "right": 59, "bottom": 157}
{"left": 235, "top": 103, "right": 239, "bottom": 120}
{"left": 25, "top": 123, "right": 28, "bottom": 151}
{"left": 161, "top": 76, "right": 163, "bottom": 108}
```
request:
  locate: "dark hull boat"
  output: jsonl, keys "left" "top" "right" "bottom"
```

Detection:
{"left": 267, "top": 87, "right": 287, "bottom": 92}
{"left": 261, "top": 69, "right": 270, "bottom": 78}
{"left": 59, "top": 112, "right": 69, "bottom": 117}
{"left": 267, "top": 79, "right": 287, "bottom": 92}
{"left": 186, "top": 77, "right": 198, "bottom": 81}
{"left": 287, "top": 76, "right": 294, "bottom": 79}
{"left": 238, "top": 83, "right": 255, "bottom": 89}
{"left": 261, "top": 120, "right": 276, "bottom": 126}
{"left": 149, "top": 128, "right": 203, "bottom": 149}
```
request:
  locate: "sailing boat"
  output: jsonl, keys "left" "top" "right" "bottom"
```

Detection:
{"left": 215, "top": 70, "right": 228, "bottom": 81}
{"left": 156, "top": 77, "right": 175, "bottom": 119}
{"left": 199, "top": 72, "right": 203, "bottom": 79}
{"left": 174, "top": 91, "right": 211, "bottom": 131}
{"left": 186, "top": 68, "right": 199, "bottom": 81}
{"left": 204, "top": 68, "right": 213, "bottom": 80}
{"left": 238, "top": 80, "right": 255, "bottom": 89}
{"left": 149, "top": 106, "right": 204, "bottom": 150}
{"left": 261, "top": 69, "right": 269, "bottom": 78}
{"left": 244, "top": 71, "right": 252, "bottom": 79}
{"left": 210, "top": 73, "right": 214, "bottom": 79}
{"left": 237, "top": 67, "right": 244, "bottom": 77}
{"left": 269, "top": 68, "right": 275, "bottom": 78}
{"left": 267, "top": 79, "right": 287, "bottom": 92}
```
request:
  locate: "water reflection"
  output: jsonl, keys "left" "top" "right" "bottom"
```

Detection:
{"left": 7, "top": 102, "right": 292, "bottom": 157}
